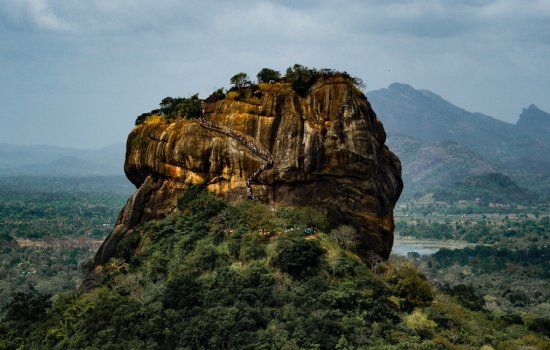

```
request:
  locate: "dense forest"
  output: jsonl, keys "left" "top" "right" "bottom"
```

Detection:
{"left": 395, "top": 198, "right": 550, "bottom": 340}
{"left": 1, "top": 184, "right": 549, "bottom": 349}
{"left": 0, "top": 177, "right": 133, "bottom": 309}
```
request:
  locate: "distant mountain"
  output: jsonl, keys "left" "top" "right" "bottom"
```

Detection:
{"left": 386, "top": 135, "right": 500, "bottom": 198}
{"left": 0, "top": 143, "right": 125, "bottom": 176}
{"left": 516, "top": 104, "right": 550, "bottom": 142}
{"left": 367, "top": 83, "right": 550, "bottom": 171}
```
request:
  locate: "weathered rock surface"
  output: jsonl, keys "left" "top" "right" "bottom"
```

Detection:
{"left": 91, "top": 76, "right": 402, "bottom": 281}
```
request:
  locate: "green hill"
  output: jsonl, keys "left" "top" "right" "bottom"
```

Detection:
{"left": 387, "top": 135, "right": 499, "bottom": 198}
{"left": 2, "top": 186, "right": 548, "bottom": 349}
{"left": 430, "top": 173, "right": 539, "bottom": 205}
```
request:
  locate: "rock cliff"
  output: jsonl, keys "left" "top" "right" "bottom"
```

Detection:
{"left": 91, "top": 75, "right": 402, "bottom": 277}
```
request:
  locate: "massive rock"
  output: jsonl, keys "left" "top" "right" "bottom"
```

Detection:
{"left": 92, "top": 76, "right": 402, "bottom": 275}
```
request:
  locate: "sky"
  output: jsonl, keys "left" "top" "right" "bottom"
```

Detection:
{"left": 1, "top": 0, "right": 549, "bottom": 149}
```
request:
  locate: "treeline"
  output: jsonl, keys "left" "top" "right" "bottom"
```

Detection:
{"left": 0, "top": 178, "right": 132, "bottom": 240}
{"left": 431, "top": 173, "right": 539, "bottom": 205}
{"left": 397, "top": 216, "right": 550, "bottom": 246}
{"left": 431, "top": 245, "right": 550, "bottom": 278}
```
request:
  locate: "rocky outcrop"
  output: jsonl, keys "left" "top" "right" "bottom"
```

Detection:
{"left": 516, "top": 104, "right": 550, "bottom": 141}
{"left": 90, "top": 76, "right": 402, "bottom": 280}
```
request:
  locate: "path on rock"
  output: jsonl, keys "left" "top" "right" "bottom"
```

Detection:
{"left": 199, "top": 117, "right": 273, "bottom": 198}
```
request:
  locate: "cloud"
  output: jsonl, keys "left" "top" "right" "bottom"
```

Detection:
{"left": 27, "top": 0, "right": 71, "bottom": 30}
{"left": 1, "top": 0, "right": 549, "bottom": 147}
{"left": 0, "top": 0, "right": 72, "bottom": 31}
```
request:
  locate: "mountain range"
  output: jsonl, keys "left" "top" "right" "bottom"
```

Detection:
{"left": 367, "top": 83, "right": 550, "bottom": 198}
{"left": 0, "top": 142, "right": 125, "bottom": 176}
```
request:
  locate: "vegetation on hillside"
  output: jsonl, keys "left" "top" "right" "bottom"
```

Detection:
{"left": 431, "top": 173, "right": 538, "bottom": 205}
{"left": 135, "top": 94, "right": 202, "bottom": 125}
{"left": 135, "top": 65, "right": 365, "bottom": 125}
{"left": 1, "top": 186, "right": 548, "bottom": 349}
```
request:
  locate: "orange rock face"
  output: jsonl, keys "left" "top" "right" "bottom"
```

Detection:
{"left": 92, "top": 76, "right": 402, "bottom": 274}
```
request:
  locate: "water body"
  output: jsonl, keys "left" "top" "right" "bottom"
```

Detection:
{"left": 392, "top": 237, "right": 473, "bottom": 256}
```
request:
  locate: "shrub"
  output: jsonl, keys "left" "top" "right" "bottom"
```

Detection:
{"left": 115, "top": 232, "right": 141, "bottom": 261}
{"left": 385, "top": 260, "right": 434, "bottom": 311}
{"left": 177, "top": 184, "right": 225, "bottom": 218}
{"left": 285, "top": 64, "right": 318, "bottom": 95}
{"left": 3, "top": 289, "right": 51, "bottom": 322}
{"left": 276, "top": 206, "right": 329, "bottom": 232}
{"left": 272, "top": 238, "right": 324, "bottom": 278}
{"left": 136, "top": 94, "right": 202, "bottom": 125}
{"left": 135, "top": 112, "right": 151, "bottom": 125}
{"left": 160, "top": 94, "right": 202, "bottom": 120}
{"left": 404, "top": 309, "right": 437, "bottom": 339}
{"left": 239, "top": 231, "right": 267, "bottom": 261}
{"left": 443, "top": 284, "right": 485, "bottom": 311}
{"left": 225, "top": 91, "right": 239, "bottom": 100}
{"left": 330, "top": 225, "right": 359, "bottom": 250}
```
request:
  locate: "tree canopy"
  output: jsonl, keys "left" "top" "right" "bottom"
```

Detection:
{"left": 230, "top": 72, "right": 251, "bottom": 88}
{"left": 256, "top": 68, "right": 281, "bottom": 83}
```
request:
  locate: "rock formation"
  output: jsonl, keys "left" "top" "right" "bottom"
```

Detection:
{"left": 90, "top": 75, "right": 402, "bottom": 282}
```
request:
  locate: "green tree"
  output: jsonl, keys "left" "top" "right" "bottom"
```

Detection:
{"left": 256, "top": 68, "right": 281, "bottom": 83}
{"left": 230, "top": 72, "right": 251, "bottom": 88}
{"left": 285, "top": 64, "right": 318, "bottom": 95}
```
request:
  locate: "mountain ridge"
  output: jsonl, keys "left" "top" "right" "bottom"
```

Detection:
{"left": 367, "top": 83, "right": 550, "bottom": 167}
{"left": 368, "top": 83, "right": 550, "bottom": 197}
{"left": 0, "top": 142, "right": 125, "bottom": 176}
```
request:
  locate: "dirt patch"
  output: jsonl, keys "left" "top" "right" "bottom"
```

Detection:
{"left": 16, "top": 238, "right": 104, "bottom": 250}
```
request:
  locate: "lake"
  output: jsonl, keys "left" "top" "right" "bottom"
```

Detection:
{"left": 392, "top": 236, "right": 473, "bottom": 256}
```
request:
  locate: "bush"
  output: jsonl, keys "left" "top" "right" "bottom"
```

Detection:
{"left": 115, "top": 232, "right": 141, "bottom": 261}
{"left": 386, "top": 260, "right": 434, "bottom": 311}
{"left": 330, "top": 225, "right": 359, "bottom": 250}
{"left": 285, "top": 64, "right": 318, "bottom": 95}
{"left": 225, "top": 90, "right": 239, "bottom": 100}
{"left": 276, "top": 206, "right": 329, "bottom": 232}
{"left": 160, "top": 94, "right": 202, "bottom": 120}
{"left": 443, "top": 284, "right": 485, "bottom": 311}
{"left": 272, "top": 238, "right": 324, "bottom": 278}
{"left": 177, "top": 184, "right": 225, "bottom": 218}
{"left": 162, "top": 276, "right": 202, "bottom": 309}
{"left": 135, "top": 94, "right": 202, "bottom": 125}
{"left": 135, "top": 112, "right": 151, "bottom": 125}
{"left": 3, "top": 289, "right": 51, "bottom": 322}
{"left": 528, "top": 316, "right": 550, "bottom": 337}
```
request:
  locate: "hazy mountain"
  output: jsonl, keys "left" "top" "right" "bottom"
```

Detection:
{"left": 386, "top": 135, "right": 500, "bottom": 198}
{"left": 0, "top": 143, "right": 125, "bottom": 176}
{"left": 516, "top": 104, "right": 550, "bottom": 142}
{"left": 367, "top": 83, "right": 550, "bottom": 170}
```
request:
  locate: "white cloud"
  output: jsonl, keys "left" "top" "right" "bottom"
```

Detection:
{"left": 0, "top": 0, "right": 72, "bottom": 31}
{"left": 479, "top": 0, "right": 550, "bottom": 19}
{"left": 1, "top": 0, "right": 550, "bottom": 147}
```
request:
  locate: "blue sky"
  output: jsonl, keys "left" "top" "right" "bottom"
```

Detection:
{"left": 1, "top": 0, "right": 549, "bottom": 149}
